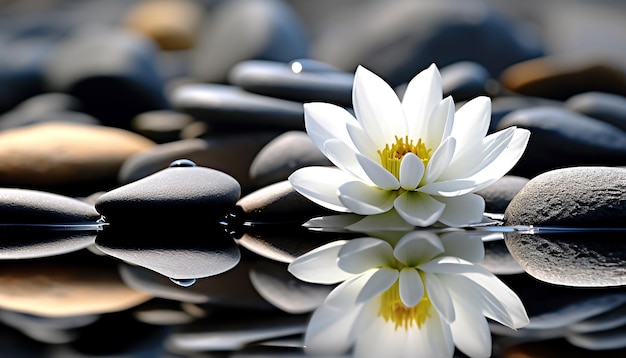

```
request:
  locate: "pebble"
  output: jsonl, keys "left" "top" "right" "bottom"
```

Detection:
{"left": 504, "top": 230, "right": 626, "bottom": 287}
{"left": 189, "top": 0, "right": 308, "bottom": 84}
{"left": 95, "top": 224, "right": 241, "bottom": 280}
{"left": 0, "top": 188, "right": 99, "bottom": 224}
{"left": 171, "top": 83, "right": 305, "bottom": 131}
{"left": 249, "top": 260, "right": 332, "bottom": 314}
{"left": 0, "top": 92, "right": 87, "bottom": 130}
{"left": 0, "top": 257, "right": 152, "bottom": 317}
{"left": 489, "top": 96, "right": 562, "bottom": 133}
{"left": 476, "top": 175, "right": 529, "bottom": 214}
{"left": 118, "top": 132, "right": 279, "bottom": 192}
{"left": 497, "top": 108, "right": 626, "bottom": 178}
{"left": 564, "top": 92, "right": 626, "bottom": 131}
{"left": 123, "top": 0, "right": 204, "bottom": 51}
{"left": 0, "top": 121, "right": 155, "bottom": 190}
{"left": 228, "top": 59, "right": 354, "bottom": 107}
{"left": 568, "top": 303, "right": 626, "bottom": 334}
{"left": 0, "top": 230, "right": 96, "bottom": 260}
{"left": 130, "top": 110, "right": 194, "bottom": 143}
{"left": 95, "top": 162, "right": 241, "bottom": 223}
{"left": 498, "top": 54, "right": 626, "bottom": 100}
{"left": 249, "top": 131, "right": 332, "bottom": 187}
{"left": 310, "top": 0, "right": 543, "bottom": 87}
{"left": 439, "top": 61, "right": 498, "bottom": 102}
{"left": 235, "top": 180, "right": 336, "bottom": 225}
{"left": 504, "top": 167, "right": 626, "bottom": 227}
{"left": 566, "top": 326, "right": 626, "bottom": 351}
{"left": 43, "top": 28, "right": 170, "bottom": 128}
{"left": 119, "top": 260, "right": 276, "bottom": 311}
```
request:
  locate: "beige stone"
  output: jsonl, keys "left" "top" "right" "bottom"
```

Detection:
{"left": 124, "top": 0, "right": 205, "bottom": 51}
{"left": 0, "top": 260, "right": 152, "bottom": 317}
{"left": 0, "top": 122, "right": 155, "bottom": 186}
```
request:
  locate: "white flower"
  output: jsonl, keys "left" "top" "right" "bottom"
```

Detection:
{"left": 288, "top": 64, "right": 530, "bottom": 228}
{"left": 288, "top": 230, "right": 529, "bottom": 358}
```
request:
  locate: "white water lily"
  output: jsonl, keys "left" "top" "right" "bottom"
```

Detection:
{"left": 288, "top": 230, "right": 529, "bottom": 357}
{"left": 288, "top": 64, "right": 530, "bottom": 228}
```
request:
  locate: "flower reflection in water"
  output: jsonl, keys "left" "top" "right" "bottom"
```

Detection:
{"left": 288, "top": 229, "right": 529, "bottom": 357}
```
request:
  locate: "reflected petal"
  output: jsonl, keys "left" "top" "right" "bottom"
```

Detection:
{"left": 346, "top": 210, "right": 416, "bottom": 232}
{"left": 288, "top": 240, "right": 352, "bottom": 284}
{"left": 424, "top": 272, "right": 455, "bottom": 324}
{"left": 394, "top": 231, "right": 444, "bottom": 266}
{"left": 394, "top": 191, "right": 445, "bottom": 227}
{"left": 356, "top": 267, "right": 398, "bottom": 303}
{"left": 399, "top": 268, "right": 424, "bottom": 307}
{"left": 338, "top": 238, "right": 395, "bottom": 273}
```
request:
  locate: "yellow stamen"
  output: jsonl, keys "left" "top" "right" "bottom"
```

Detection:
{"left": 377, "top": 135, "right": 432, "bottom": 180}
{"left": 378, "top": 280, "right": 432, "bottom": 330}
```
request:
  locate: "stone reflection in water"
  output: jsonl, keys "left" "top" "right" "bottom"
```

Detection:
{"left": 0, "top": 228, "right": 97, "bottom": 260}
{"left": 504, "top": 230, "right": 626, "bottom": 287}
{"left": 94, "top": 223, "right": 241, "bottom": 281}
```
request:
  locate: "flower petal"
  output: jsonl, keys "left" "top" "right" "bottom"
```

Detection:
{"left": 399, "top": 153, "right": 425, "bottom": 190}
{"left": 353, "top": 66, "right": 407, "bottom": 148}
{"left": 338, "top": 238, "right": 395, "bottom": 274}
{"left": 439, "top": 231, "right": 485, "bottom": 263}
{"left": 394, "top": 230, "right": 444, "bottom": 266}
{"left": 394, "top": 191, "right": 445, "bottom": 227}
{"left": 288, "top": 240, "right": 352, "bottom": 284}
{"left": 346, "top": 121, "right": 380, "bottom": 161}
{"left": 338, "top": 181, "right": 396, "bottom": 215}
{"left": 288, "top": 166, "right": 353, "bottom": 213}
{"left": 304, "top": 272, "right": 374, "bottom": 354}
{"left": 356, "top": 267, "right": 399, "bottom": 303}
{"left": 423, "top": 96, "right": 454, "bottom": 149}
{"left": 424, "top": 272, "right": 455, "bottom": 324}
{"left": 449, "top": 96, "right": 491, "bottom": 154}
{"left": 303, "top": 214, "right": 364, "bottom": 230}
{"left": 346, "top": 209, "right": 416, "bottom": 232}
{"left": 402, "top": 63, "right": 442, "bottom": 140}
{"left": 422, "top": 136, "right": 455, "bottom": 185}
{"left": 417, "top": 179, "right": 478, "bottom": 197}
{"left": 324, "top": 139, "right": 376, "bottom": 186}
{"left": 436, "top": 194, "right": 485, "bottom": 227}
{"left": 304, "top": 102, "right": 359, "bottom": 154}
{"left": 356, "top": 153, "right": 401, "bottom": 190}
{"left": 399, "top": 268, "right": 424, "bottom": 307}
{"left": 449, "top": 297, "right": 492, "bottom": 358}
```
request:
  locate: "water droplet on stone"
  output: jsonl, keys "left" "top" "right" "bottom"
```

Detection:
{"left": 170, "top": 278, "right": 196, "bottom": 287}
{"left": 169, "top": 159, "right": 196, "bottom": 168}
{"left": 290, "top": 61, "right": 303, "bottom": 74}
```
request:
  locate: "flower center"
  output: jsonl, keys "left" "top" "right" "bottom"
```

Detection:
{"left": 377, "top": 135, "right": 432, "bottom": 179}
{"left": 378, "top": 279, "right": 432, "bottom": 330}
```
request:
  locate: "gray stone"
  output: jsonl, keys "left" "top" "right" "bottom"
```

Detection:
{"left": 130, "top": 110, "right": 194, "bottom": 143}
{"left": 0, "top": 230, "right": 96, "bottom": 260}
{"left": 189, "top": 0, "right": 308, "bottom": 83}
{"left": 310, "top": 0, "right": 543, "bottom": 87}
{"left": 498, "top": 108, "right": 626, "bottom": 178}
{"left": 489, "top": 96, "right": 562, "bottom": 133}
{"left": 235, "top": 180, "right": 336, "bottom": 225}
{"left": 504, "top": 230, "right": 626, "bottom": 287}
{"left": 171, "top": 83, "right": 305, "bottom": 132}
{"left": 479, "top": 234, "right": 524, "bottom": 275}
{"left": 440, "top": 61, "right": 497, "bottom": 102}
{"left": 504, "top": 167, "right": 626, "bottom": 227}
{"left": 565, "top": 92, "right": 626, "bottom": 132}
{"left": 228, "top": 60, "right": 354, "bottom": 107}
{"left": 249, "top": 131, "right": 332, "bottom": 187}
{"left": 118, "top": 132, "right": 279, "bottom": 192}
{"left": 95, "top": 164, "right": 241, "bottom": 223}
{"left": 0, "top": 188, "right": 100, "bottom": 224}
{"left": 476, "top": 175, "right": 529, "bottom": 214}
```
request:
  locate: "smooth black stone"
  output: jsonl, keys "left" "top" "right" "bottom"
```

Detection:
{"left": 504, "top": 167, "right": 626, "bottom": 227}
{"left": 0, "top": 229, "right": 96, "bottom": 260}
{"left": 311, "top": 0, "right": 543, "bottom": 87}
{"left": 489, "top": 96, "right": 562, "bottom": 133}
{"left": 119, "top": 260, "right": 277, "bottom": 311}
{"left": 171, "top": 83, "right": 305, "bottom": 131}
{"left": 95, "top": 224, "right": 240, "bottom": 280}
{"left": 476, "top": 175, "right": 529, "bottom": 214}
{"left": 505, "top": 231, "right": 626, "bottom": 287}
{"left": 0, "top": 92, "right": 85, "bottom": 130}
{"left": 0, "top": 110, "right": 100, "bottom": 131}
{"left": 117, "top": 132, "right": 280, "bottom": 192}
{"left": 44, "top": 28, "right": 170, "bottom": 128}
{"left": 189, "top": 0, "right": 308, "bottom": 83}
{"left": 0, "top": 188, "right": 100, "bottom": 224}
{"left": 228, "top": 60, "right": 354, "bottom": 107}
{"left": 565, "top": 92, "right": 626, "bottom": 132}
{"left": 249, "top": 130, "right": 332, "bottom": 188}
{"left": 497, "top": 107, "right": 626, "bottom": 178}
{"left": 95, "top": 165, "right": 241, "bottom": 223}
{"left": 440, "top": 61, "right": 497, "bottom": 102}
